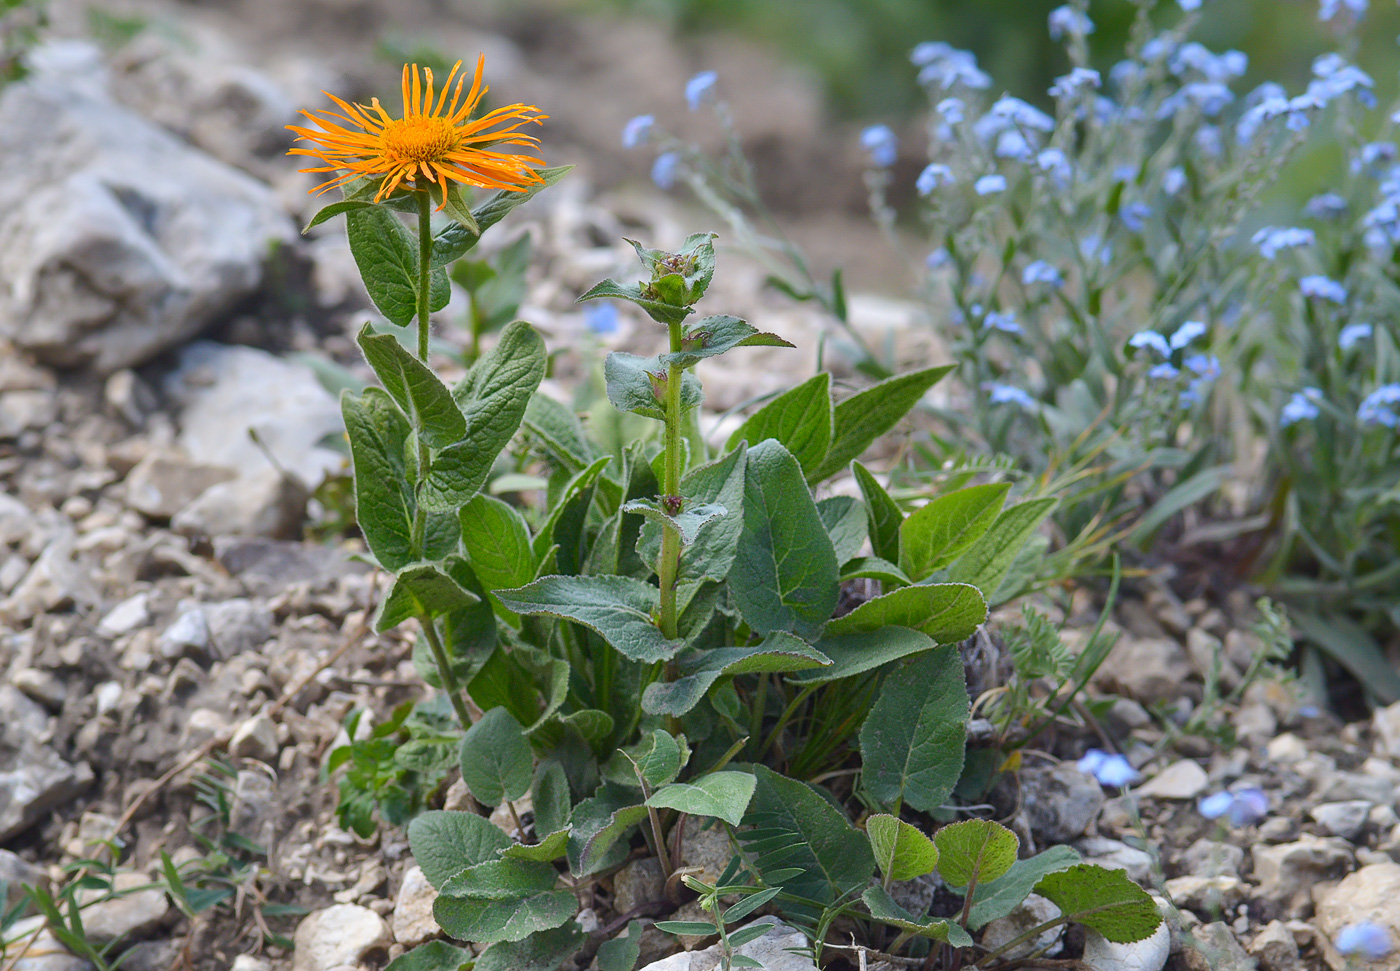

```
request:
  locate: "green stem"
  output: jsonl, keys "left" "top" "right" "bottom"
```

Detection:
{"left": 657, "top": 320, "right": 685, "bottom": 644}
{"left": 416, "top": 190, "right": 432, "bottom": 361}
{"left": 418, "top": 612, "right": 474, "bottom": 729}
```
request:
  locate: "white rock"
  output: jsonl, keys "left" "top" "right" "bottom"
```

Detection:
{"left": 1248, "top": 919, "right": 1302, "bottom": 971}
{"left": 124, "top": 453, "right": 236, "bottom": 520}
{"left": 11, "top": 668, "right": 66, "bottom": 710}
{"left": 1092, "top": 635, "right": 1193, "bottom": 704}
{"left": 97, "top": 592, "right": 149, "bottom": 638}
{"left": 1, "top": 533, "right": 100, "bottom": 622}
{"left": 4, "top": 915, "right": 90, "bottom": 971}
{"left": 1266, "top": 733, "right": 1310, "bottom": 763}
{"left": 172, "top": 467, "right": 307, "bottom": 540}
{"left": 390, "top": 866, "right": 438, "bottom": 947}
{"left": 74, "top": 871, "right": 169, "bottom": 941}
{"left": 1019, "top": 761, "right": 1105, "bottom": 842}
{"left": 1253, "top": 835, "right": 1355, "bottom": 919}
{"left": 205, "top": 598, "right": 274, "bottom": 658}
{"left": 94, "top": 681, "right": 123, "bottom": 715}
{"left": 0, "top": 688, "right": 95, "bottom": 841}
{"left": 159, "top": 608, "right": 210, "bottom": 659}
{"left": 1311, "top": 800, "right": 1373, "bottom": 842}
{"left": 980, "top": 894, "right": 1063, "bottom": 959}
{"left": 1137, "top": 760, "right": 1208, "bottom": 801}
{"left": 638, "top": 917, "right": 814, "bottom": 971}
{"left": 1315, "top": 863, "right": 1400, "bottom": 970}
{"left": 230, "top": 957, "right": 272, "bottom": 971}
{"left": 1164, "top": 874, "right": 1248, "bottom": 913}
{"left": 0, "top": 849, "right": 46, "bottom": 909}
{"left": 166, "top": 341, "right": 344, "bottom": 489}
{"left": 613, "top": 856, "right": 664, "bottom": 915}
{"left": 1076, "top": 837, "right": 1155, "bottom": 885}
{"left": 1081, "top": 923, "right": 1170, "bottom": 971}
{"left": 1374, "top": 700, "right": 1400, "bottom": 760}
{"left": 292, "top": 904, "right": 390, "bottom": 971}
{"left": 229, "top": 713, "right": 279, "bottom": 763}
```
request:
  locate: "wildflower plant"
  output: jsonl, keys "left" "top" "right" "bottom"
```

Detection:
{"left": 293, "top": 55, "right": 1163, "bottom": 971}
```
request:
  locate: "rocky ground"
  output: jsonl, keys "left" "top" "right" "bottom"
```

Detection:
{"left": 0, "top": 6, "right": 1398, "bottom": 971}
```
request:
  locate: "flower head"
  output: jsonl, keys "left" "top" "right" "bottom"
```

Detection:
{"left": 651, "top": 152, "right": 680, "bottom": 190}
{"left": 1300, "top": 275, "right": 1348, "bottom": 304}
{"left": 861, "top": 125, "right": 899, "bottom": 168}
{"left": 1319, "top": 0, "right": 1368, "bottom": 21}
{"left": 1339, "top": 323, "right": 1373, "bottom": 350}
{"left": 983, "top": 310, "right": 1021, "bottom": 334}
{"left": 1359, "top": 384, "right": 1400, "bottom": 427}
{"left": 926, "top": 247, "right": 951, "bottom": 270}
{"left": 1198, "top": 787, "right": 1269, "bottom": 826}
{"left": 1306, "top": 193, "right": 1348, "bottom": 220}
{"left": 584, "top": 302, "right": 619, "bottom": 335}
{"left": 622, "top": 114, "right": 654, "bottom": 148}
{"left": 983, "top": 382, "right": 1038, "bottom": 412}
{"left": 685, "top": 71, "right": 718, "bottom": 111}
{"left": 289, "top": 57, "right": 546, "bottom": 205}
{"left": 1077, "top": 749, "right": 1141, "bottom": 787}
{"left": 1022, "top": 261, "right": 1063, "bottom": 288}
{"left": 975, "top": 174, "right": 1007, "bottom": 196}
{"left": 1048, "top": 6, "right": 1095, "bottom": 40}
{"left": 1163, "top": 166, "right": 1187, "bottom": 196}
{"left": 1337, "top": 922, "right": 1393, "bottom": 959}
{"left": 1281, "top": 388, "right": 1323, "bottom": 426}
{"left": 916, "top": 163, "right": 956, "bottom": 195}
{"left": 1252, "top": 226, "right": 1315, "bottom": 260}
{"left": 1050, "top": 67, "right": 1102, "bottom": 99}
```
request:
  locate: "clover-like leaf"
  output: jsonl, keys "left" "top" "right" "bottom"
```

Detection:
{"left": 867, "top": 814, "right": 939, "bottom": 883}
{"left": 1033, "top": 864, "right": 1163, "bottom": 944}
{"left": 459, "top": 707, "right": 533, "bottom": 807}
{"left": 933, "top": 819, "right": 1019, "bottom": 890}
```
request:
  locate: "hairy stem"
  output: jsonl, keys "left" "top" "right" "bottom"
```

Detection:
{"left": 418, "top": 613, "right": 474, "bottom": 728}
{"left": 657, "top": 320, "right": 685, "bottom": 644}
{"left": 416, "top": 190, "right": 432, "bottom": 361}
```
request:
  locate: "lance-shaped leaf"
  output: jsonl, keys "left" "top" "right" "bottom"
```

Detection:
{"left": 346, "top": 206, "right": 449, "bottom": 327}
{"left": 648, "top": 771, "right": 757, "bottom": 827}
{"left": 303, "top": 198, "right": 375, "bottom": 234}
{"left": 531, "top": 761, "right": 572, "bottom": 838}
{"left": 642, "top": 631, "right": 832, "bottom": 716}
{"left": 622, "top": 498, "right": 726, "bottom": 546}
{"left": 825, "top": 583, "right": 986, "bottom": 644}
{"left": 579, "top": 279, "right": 693, "bottom": 326}
{"left": 460, "top": 494, "right": 535, "bottom": 618}
{"left": 660, "top": 315, "right": 794, "bottom": 368}
{"left": 357, "top": 324, "right": 466, "bottom": 447}
{"left": 473, "top": 923, "right": 585, "bottom": 971}
{"left": 495, "top": 575, "right": 681, "bottom": 663}
{"left": 459, "top": 707, "right": 533, "bottom": 807}
{"left": 807, "top": 365, "right": 955, "bottom": 483}
{"left": 726, "top": 373, "right": 832, "bottom": 475}
{"left": 841, "top": 557, "right": 911, "bottom": 587}
{"left": 637, "top": 446, "right": 747, "bottom": 583}
{"left": 934, "top": 819, "right": 1019, "bottom": 890}
{"left": 342, "top": 387, "right": 416, "bottom": 571}
{"left": 1033, "top": 864, "right": 1163, "bottom": 943}
{"left": 420, "top": 321, "right": 546, "bottom": 511}
{"left": 385, "top": 940, "right": 474, "bottom": 971}
{"left": 567, "top": 784, "right": 649, "bottom": 876}
{"left": 428, "top": 180, "right": 480, "bottom": 234}
{"left": 818, "top": 495, "right": 868, "bottom": 564}
{"left": 375, "top": 557, "right": 481, "bottom": 631}
{"left": 433, "top": 165, "right": 573, "bottom": 266}
{"left": 859, "top": 646, "right": 969, "bottom": 812}
{"left": 408, "top": 810, "right": 512, "bottom": 889}
{"left": 596, "top": 920, "right": 645, "bottom": 971}
{"left": 792, "top": 627, "right": 937, "bottom": 684}
{"left": 531, "top": 455, "right": 612, "bottom": 564}
{"left": 867, "top": 814, "right": 939, "bottom": 883}
{"left": 861, "top": 886, "right": 973, "bottom": 947}
{"left": 900, "top": 483, "right": 1011, "bottom": 581}
{"left": 433, "top": 885, "right": 577, "bottom": 944}
{"left": 603, "top": 352, "right": 703, "bottom": 421}
{"left": 967, "top": 845, "right": 1081, "bottom": 929}
{"left": 948, "top": 497, "right": 1058, "bottom": 601}
{"left": 853, "top": 461, "right": 903, "bottom": 564}
{"left": 730, "top": 440, "right": 839, "bottom": 640}
{"left": 523, "top": 393, "right": 596, "bottom": 473}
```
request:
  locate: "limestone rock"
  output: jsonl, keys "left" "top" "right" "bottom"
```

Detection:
{"left": 0, "top": 43, "right": 293, "bottom": 372}
{"left": 1092, "top": 635, "right": 1193, "bottom": 704}
{"left": 292, "top": 904, "right": 390, "bottom": 971}
{"left": 0, "top": 849, "right": 46, "bottom": 909}
{"left": 1314, "top": 862, "right": 1400, "bottom": 971}
{"left": 638, "top": 918, "right": 814, "bottom": 971}
{"left": 172, "top": 467, "right": 307, "bottom": 540}
{"left": 1020, "top": 761, "right": 1105, "bottom": 842}
{"left": 980, "top": 894, "right": 1063, "bottom": 959}
{"left": 124, "top": 452, "right": 235, "bottom": 520}
{"left": 614, "top": 856, "right": 664, "bottom": 915}
{"left": 1137, "top": 760, "right": 1209, "bottom": 801}
{"left": 1081, "top": 922, "right": 1170, "bottom": 971}
{"left": 1374, "top": 700, "right": 1400, "bottom": 760}
{"left": 205, "top": 598, "right": 274, "bottom": 658}
{"left": 74, "top": 872, "right": 169, "bottom": 942}
{"left": 1165, "top": 874, "right": 1249, "bottom": 914}
{"left": 96, "top": 592, "right": 150, "bottom": 638}
{"left": 1311, "top": 800, "right": 1372, "bottom": 842}
{"left": 1253, "top": 835, "right": 1355, "bottom": 919}
{"left": 1182, "top": 839, "right": 1245, "bottom": 880}
{"left": 4, "top": 916, "right": 91, "bottom": 971}
{"left": 228, "top": 713, "right": 279, "bottom": 763}
{"left": 1248, "top": 920, "right": 1302, "bottom": 971}
{"left": 1182, "top": 921, "right": 1255, "bottom": 971}
{"left": 1076, "top": 837, "right": 1155, "bottom": 885}
{"left": 390, "top": 866, "right": 438, "bottom": 948}
{"left": 678, "top": 815, "right": 736, "bottom": 886}
{"left": 0, "top": 687, "right": 94, "bottom": 841}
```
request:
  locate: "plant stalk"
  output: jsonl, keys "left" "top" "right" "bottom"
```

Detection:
{"left": 418, "top": 611, "right": 474, "bottom": 729}
{"left": 657, "top": 320, "right": 685, "bottom": 644}
{"left": 416, "top": 190, "right": 433, "bottom": 361}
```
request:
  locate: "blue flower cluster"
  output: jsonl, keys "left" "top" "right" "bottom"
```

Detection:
{"left": 1076, "top": 749, "right": 1140, "bottom": 788}
{"left": 1336, "top": 922, "right": 1392, "bottom": 960}
{"left": 1198, "top": 787, "right": 1269, "bottom": 826}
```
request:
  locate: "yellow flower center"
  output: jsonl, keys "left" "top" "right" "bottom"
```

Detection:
{"left": 380, "top": 115, "right": 460, "bottom": 165}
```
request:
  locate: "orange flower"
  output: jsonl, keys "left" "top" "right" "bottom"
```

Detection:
{"left": 289, "top": 56, "right": 546, "bottom": 205}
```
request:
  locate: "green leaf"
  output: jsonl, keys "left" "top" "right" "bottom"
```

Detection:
{"left": 726, "top": 373, "right": 833, "bottom": 475}
{"left": 440, "top": 858, "right": 557, "bottom": 900}
{"left": 356, "top": 324, "right": 466, "bottom": 447}
{"left": 1294, "top": 611, "right": 1400, "bottom": 705}
{"left": 647, "top": 771, "right": 756, "bottom": 827}
{"left": 933, "top": 819, "right": 1019, "bottom": 890}
{"left": 579, "top": 279, "right": 693, "bottom": 326}
{"left": 1034, "top": 864, "right": 1163, "bottom": 944}
{"left": 722, "top": 887, "right": 782, "bottom": 924}
{"left": 346, "top": 206, "right": 425, "bottom": 327}
{"left": 385, "top": 940, "right": 474, "bottom": 971}
{"left": 423, "top": 321, "right": 547, "bottom": 511}
{"left": 433, "top": 887, "right": 578, "bottom": 944}
{"left": 1128, "top": 465, "right": 1229, "bottom": 548}
{"left": 859, "top": 646, "right": 968, "bottom": 812}
{"left": 739, "top": 766, "right": 874, "bottom": 906}
{"left": 342, "top": 388, "right": 416, "bottom": 571}
{"left": 607, "top": 729, "right": 689, "bottom": 789}
{"left": 861, "top": 885, "right": 973, "bottom": 947}
{"left": 825, "top": 583, "right": 986, "bottom": 643}
{"left": 523, "top": 393, "right": 596, "bottom": 473}
{"left": 473, "top": 923, "right": 585, "bottom": 971}
{"left": 500, "top": 829, "right": 569, "bottom": 862}
{"left": 408, "top": 810, "right": 512, "bottom": 888}
{"left": 840, "top": 557, "right": 911, "bottom": 586}
{"left": 603, "top": 352, "right": 703, "bottom": 421}
{"left": 867, "top": 814, "right": 940, "bottom": 882}
{"left": 375, "top": 558, "right": 481, "bottom": 631}
{"left": 433, "top": 165, "right": 572, "bottom": 266}
{"left": 654, "top": 921, "right": 719, "bottom": 937}
{"left": 899, "top": 483, "right": 1012, "bottom": 581}
{"left": 622, "top": 498, "right": 727, "bottom": 546}
{"left": 853, "top": 461, "right": 903, "bottom": 564}
{"left": 567, "top": 785, "right": 649, "bottom": 876}
{"left": 596, "top": 920, "right": 645, "bottom": 971}
{"left": 948, "top": 497, "right": 1057, "bottom": 601}
{"left": 459, "top": 707, "right": 533, "bottom": 807}
{"left": 791, "top": 627, "right": 938, "bottom": 684}
{"left": 660, "top": 315, "right": 794, "bottom": 368}
{"left": 460, "top": 494, "right": 535, "bottom": 615}
{"left": 496, "top": 575, "right": 682, "bottom": 663}
{"left": 967, "top": 845, "right": 1081, "bottom": 930}
{"left": 817, "top": 495, "right": 869, "bottom": 564}
{"left": 730, "top": 440, "right": 840, "bottom": 640}
{"left": 532, "top": 456, "right": 612, "bottom": 562}
{"left": 637, "top": 446, "right": 747, "bottom": 584}
{"left": 807, "top": 365, "right": 954, "bottom": 482}
{"left": 627, "top": 232, "right": 718, "bottom": 303}
{"left": 642, "top": 631, "right": 832, "bottom": 716}
{"left": 532, "top": 762, "right": 571, "bottom": 838}
{"left": 303, "top": 199, "right": 376, "bottom": 234}
{"left": 431, "top": 180, "right": 481, "bottom": 235}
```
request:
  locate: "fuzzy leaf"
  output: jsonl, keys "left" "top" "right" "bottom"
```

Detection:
{"left": 596, "top": 920, "right": 645, "bottom": 971}
{"left": 861, "top": 885, "right": 973, "bottom": 947}
{"left": 933, "top": 819, "right": 1019, "bottom": 890}
{"left": 817, "top": 495, "right": 869, "bottom": 564}
{"left": 807, "top": 365, "right": 955, "bottom": 482}
{"left": 523, "top": 393, "right": 596, "bottom": 473}
{"left": 473, "top": 923, "right": 585, "bottom": 971}
{"left": 859, "top": 647, "right": 969, "bottom": 812}
{"left": 740, "top": 766, "right": 873, "bottom": 906}
{"left": 385, "top": 940, "right": 474, "bottom": 971}
{"left": 375, "top": 558, "right": 481, "bottom": 631}
{"left": 357, "top": 324, "right": 466, "bottom": 448}
{"left": 840, "top": 557, "right": 911, "bottom": 586}
{"left": 647, "top": 771, "right": 757, "bottom": 827}
{"left": 607, "top": 729, "right": 689, "bottom": 789}
{"left": 433, "top": 888, "right": 578, "bottom": 945}
{"left": 346, "top": 206, "right": 423, "bottom": 327}
{"left": 408, "top": 811, "right": 512, "bottom": 889}
{"left": 603, "top": 352, "right": 703, "bottom": 421}
{"left": 948, "top": 497, "right": 1058, "bottom": 601}
{"left": 496, "top": 575, "right": 681, "bottom": 663}
{"left": 726, "top": 373, "right": 833, "bottom": 475}
{"left": 967, "top": 845, "right": 1081, "bottom": 930}
{"left": 621, "top": 498, "right": 727, "bottom": 546}
{"left": 867, "top": 814, "right": 940, "bottom": 883}
{"left": 637, "top": 446, "right": 747, "bottom": 583}
{"left": 499, "top": 829, "right": 569, "bottom": 862}
{"left": 342, "top": 388, "right": 416, "bottom": 571}
{"left": 1034, "top": 864, "right": 1163, "bottom": 943}
{"left": 532, "top": 762, "right": 572, "bottom": 838}
{"left": 459, "top": 494, "right": 535, "bottom": 620}
{"left": 579, "top": 279, "right": 693, "bottom": 325}
{"left": 730, "top": 440, "right": 840, "bottom": 640}
{"left": 825, "top": 583, "right": 986, "bottom": 644}
{"left": 660, "top": 315, "right": 793, "bottom": 368}
{"left": 852, "top": 461, "right": 903, "bottom": 563}
{"left": 303, "top": 199, "right": 376, "bottom": 234}
{"left": 792, "top": 627, "right": 938, "bottom": 684}
{"left": 459, "top": 707, "right": 533, "bottom": 807}
{"left": 440, "top": 858, "right": 557, "bottom": 901}
{"left": 567, "top": 785, "right": 649, "bottom": 876}
{"left": 899, "top": 483, "right": 1012, "bottom": 581}
{"left": 642, "top": 631, "right": 832, "bottom": 716}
